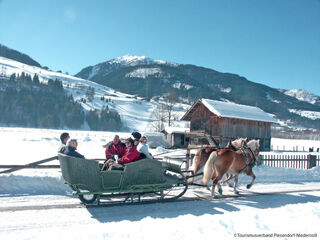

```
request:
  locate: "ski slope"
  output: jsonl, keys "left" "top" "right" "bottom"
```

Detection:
{"left": 0, "top": 56, "right": 163, "bottom": 131}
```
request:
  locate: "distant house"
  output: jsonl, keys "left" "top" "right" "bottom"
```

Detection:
{"left": 162, "top": 126, "right": 190, "bottom": 148}
{"left": 181, "top": 98, "right": 277, "bottom": 151}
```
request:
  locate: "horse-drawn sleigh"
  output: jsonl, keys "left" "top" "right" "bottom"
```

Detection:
{"left": 58, "top": 132, "right": 260, "bottom": 205}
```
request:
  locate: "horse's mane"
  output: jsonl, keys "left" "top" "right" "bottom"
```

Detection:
{"left": 247, "top": 139, "right": 260, "bottom": 152}
{"left": 230, "top": 137, "right": 248, "bottom": 149}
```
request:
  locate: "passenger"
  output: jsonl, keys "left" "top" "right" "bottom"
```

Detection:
{"left": 58, "top": 132, "right": 70, "bottom": 153}
{"left": 131, "top": 131, "right": 142, "bottom": 146}
{"left": 137, "top": 136, "right": 153, "bottom": 159}
{"left": 104, "top": 135, "right": 126, "bottom": 160}
{"left": 118, "top": 137, "right": 141, "bottom": 164}
{"left": 102, "top": 137, "right": 140, "bottom": 171}
{"left": 63, "top": 139, "right": 85, "bottom": 158}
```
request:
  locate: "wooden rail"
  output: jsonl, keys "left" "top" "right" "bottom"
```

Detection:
{"left": 261, "top": 154, "right": 320, "bottom": 169}
{"left": 0, "top": 156, "right": 58, "bottom": 174}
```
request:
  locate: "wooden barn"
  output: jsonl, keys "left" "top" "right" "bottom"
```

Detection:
{"left": 181, "top": 98, "right": 277, "bottom": 151}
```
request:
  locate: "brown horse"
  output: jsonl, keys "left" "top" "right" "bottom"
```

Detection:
{"left": 187, "top": 147, "right": 215, "bottom": 183}
{"left": 187, "top": 137, "right": 247, "bottom": 184}
{"left": 202, "top": 139, "right": 260, "bottom": 198}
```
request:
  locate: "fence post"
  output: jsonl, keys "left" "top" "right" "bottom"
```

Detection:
{"left": 307, "top": 154, "right": 316, "bottom": 169}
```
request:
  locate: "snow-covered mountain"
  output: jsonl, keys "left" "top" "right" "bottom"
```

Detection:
{"left": 76, "top": 55, "right": 320, "bottom": 130}
{"left": 0, "top": 56, "right": 188, "bottom": 131}
{"left": 76, "top": 55, "right": 178, "bottom": 80}
{"left": 2, "top": 46, "right": 320, "bottom": 131}
{"left": 279, "top": 89, "right": 320, "bottom": 105}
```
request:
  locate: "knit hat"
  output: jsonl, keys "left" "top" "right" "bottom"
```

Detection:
{"left": 131, "top": 131, "right": 141, "bottom": 141}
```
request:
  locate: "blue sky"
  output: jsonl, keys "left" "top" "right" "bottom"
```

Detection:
{"left": 1, "top": 0, "right": 320, "bottom": 95}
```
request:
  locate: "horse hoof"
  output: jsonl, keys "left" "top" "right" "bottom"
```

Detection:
{"left": 246, "top": 184, "right": 252, "bottom": 189}
{"left": 213, "top": 195, "right": 219, "bottom": 199}
{"left": 234, "top": 190, "right": 239, "bottom": 195}
{"left": 218, "top": 189, "right": 223, "bottom": 195}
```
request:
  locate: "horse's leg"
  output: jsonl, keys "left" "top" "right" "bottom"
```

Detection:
{"left": 210, "top": 169, "right": 217, "bottom": 197}
{"left": 245, "top": 167, "right": 256, "bottom": 189}
{"left": 211, "top": 171, "right": 224, "bottom": 198}
{"left": 217, "top": 181, "right": 223, "bottom": 195}
{"left": 233, "top": 175, "right": 239, "bottom": 194}
{"left": 224, "top": 173, "right": 233, "bottom": 188}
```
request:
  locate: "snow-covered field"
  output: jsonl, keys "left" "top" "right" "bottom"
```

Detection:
{"left": 0, "top": 127, "right": 320, "bottom": 240}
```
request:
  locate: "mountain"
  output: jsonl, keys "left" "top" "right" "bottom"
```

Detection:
{"left": 279, "top": 89, "right": 320, "bottom": 105}
{"left": 0, "top": 44, "right": 41, "bottom": 68}
{"left": 76, "top": 55, "right": 320, "bottom": 130}
{"left": 0, "top": 56, "right": 176, "bottom": 132}
{"left": 1, "top": 45, "right": 320, "bottom": 132}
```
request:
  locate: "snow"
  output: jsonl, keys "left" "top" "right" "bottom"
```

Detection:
{"left": 125, "top": 67, "right": 162, "bottom": 78}
{"left": 266, "top": 93, "right": 281, "bottom": 103}
{"left": 0, "top": 56, "right": 191, "bottom": 132}
{"left": 107, "top": 55, "right": 178, "bottom": 68}
{"left": 200, "top": 98, "right": 277, "bottom": 123}
{"left": 282, "top": 89, "right": 319, "bottom": 104}
{"left": 289, "top": 109, "right": 320, "bottom": 120}
{"left": 214, "top": 84, "right": 232, "bottom": 93}
{"left": 172, "top": 82, "right": 194, "bottom": 90}
{"left": 270, "top": 137, "right": 320, "bottom": 152}
{"left": 0, "top": 127, "right": 320, "bottom": 239}
{"left": 164, "top": 126, "right": 189, "bottom": 134}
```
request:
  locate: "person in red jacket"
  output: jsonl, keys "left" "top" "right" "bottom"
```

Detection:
{"left": 102, "top": 137, "right": 141, "bottom": 171}
{"left": 118, "top": 138, "right": 141, "bottom": 164}
{"left": 105, "top": 135, "right": 126, "bottom": 160}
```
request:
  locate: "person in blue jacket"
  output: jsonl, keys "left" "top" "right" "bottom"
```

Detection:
{"left": 63, "top": 139, "right": 85, "bottom": 158}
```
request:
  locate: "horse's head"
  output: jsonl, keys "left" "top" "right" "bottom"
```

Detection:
{"left": 231, "top": 137, "right": 248, "bottom": 149}
{"left": 247, "top": 139, "right": 260, "bottom": 157}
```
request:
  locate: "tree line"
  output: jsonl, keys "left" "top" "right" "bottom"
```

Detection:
{"left": 0, "top": 73, "right": 124, "bottom": 131}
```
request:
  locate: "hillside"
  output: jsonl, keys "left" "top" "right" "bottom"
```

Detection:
{"left": 76, "top": 55, "right": 320, "bottom": 130}
{"left": 0, "top": 44, "right": 41, "bottom": 68}
{"left": 1, "top": 46, "right": 320, "bottom": 132}
{"left": 0, "top": 56, "right": 179, "bottom": 132}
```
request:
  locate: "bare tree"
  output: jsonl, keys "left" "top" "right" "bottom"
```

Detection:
{"left": 163, "top": 90, "right": 178, "bottom": 127}
{"left": 148, "top": 103, "right": 167, "bottom": 132}
{"left": 147, "top": 90, "right": 179, "bottom": 132}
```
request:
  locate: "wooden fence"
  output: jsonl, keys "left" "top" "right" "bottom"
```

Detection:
{"left": 260, "top": 154, "right": 320, "bottom": 169}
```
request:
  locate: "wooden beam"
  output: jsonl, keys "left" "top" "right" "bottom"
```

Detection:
{"left": 0, "top": 156, "right": 58, "bottom": 174}
{"left": 0, "top": 165, "right": 60, "bottom": 169}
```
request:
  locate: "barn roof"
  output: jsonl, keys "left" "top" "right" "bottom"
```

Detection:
{"left": 181, "top": 98, "right": 277, "bottom": 123}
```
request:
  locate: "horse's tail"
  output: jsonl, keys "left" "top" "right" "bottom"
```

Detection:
{"left": 187, "top": 152, "right": 200, "bottom": 183}
{"left": 201, "top": 151, "right": 217, "bottom": 185}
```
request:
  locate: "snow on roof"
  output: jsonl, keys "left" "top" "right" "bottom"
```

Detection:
{"left": 199, "top": 99, "right": 277, "bottom": 123}
{"left": 164, "top": 126, "right": 190, "bottom": 134}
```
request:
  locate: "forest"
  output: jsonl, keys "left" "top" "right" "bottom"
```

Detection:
{"left": 0, "top": 73, "right": 124, "bottom": 131}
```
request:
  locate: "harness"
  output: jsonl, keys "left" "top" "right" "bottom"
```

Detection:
{"left": 238, "top": 147, "right": 257, "bottom": 174}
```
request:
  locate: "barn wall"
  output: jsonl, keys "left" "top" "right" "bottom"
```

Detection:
{"left": 187, "top": 103, "right": 272, "bottom": 151}
{"left": 190, "top": 105, "right": 221, "bottom": 136}
{"left": 218, "top": 118, "right": 271, "bottom": 151}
